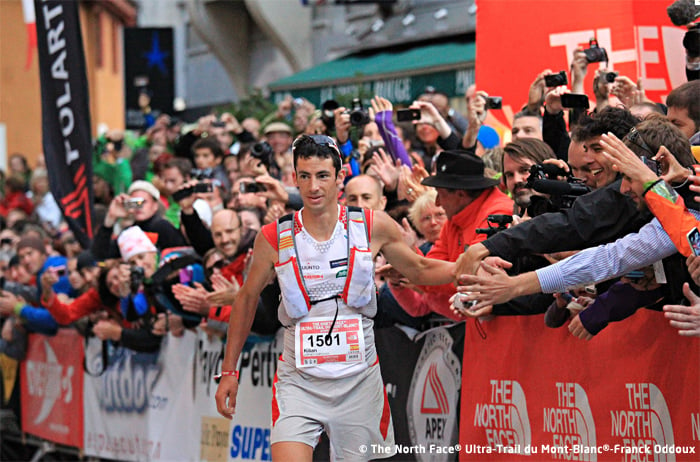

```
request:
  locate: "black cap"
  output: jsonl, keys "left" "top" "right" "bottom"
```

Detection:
{"left": 76, "top": 250, "right": 97, "bottom": 272}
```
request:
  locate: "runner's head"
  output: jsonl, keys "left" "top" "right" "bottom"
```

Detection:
{"left": 292, "top": 135, "right": 342, "bottom": 177}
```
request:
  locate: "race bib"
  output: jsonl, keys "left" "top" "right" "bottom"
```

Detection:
{"left": 294, "top": 315, "right": 365, "bottom": 369}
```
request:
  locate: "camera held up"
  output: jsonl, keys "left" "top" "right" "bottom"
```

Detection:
{"left": 525, "top": 164, "right": 590, "bottom": 217}
{"left": 583, "top": 39, "right": 609, "bottom": 63}
{"left": 348, "top": 98, "right": 370, "bottom": 126}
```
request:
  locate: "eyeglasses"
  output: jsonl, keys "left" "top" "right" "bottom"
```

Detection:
{"left": 293, "top": 134, "right": 341, "bottom": 156}
{"left": 625, "top": 127, "right": 655, "bottom": 157}
{"left": 420, "top": 212, "right": 447, "bottom": 223}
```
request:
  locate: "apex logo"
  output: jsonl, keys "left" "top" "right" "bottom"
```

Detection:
{"left": 421, "top": 363, "right": 450, "bottom": 414}
{"left": 407, "top": 328, "right": 461, "bottom": 462}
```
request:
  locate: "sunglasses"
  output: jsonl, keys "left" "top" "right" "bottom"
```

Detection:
{"left": 624, "top": 127, "right": 655, "bottom": 157}
{"left": 293, "top": 134, "right": 341, "bottom": 156}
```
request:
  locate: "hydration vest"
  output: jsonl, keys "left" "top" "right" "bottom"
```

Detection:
{"left": 274, "top": 206, "right": 375, "bottom": 319}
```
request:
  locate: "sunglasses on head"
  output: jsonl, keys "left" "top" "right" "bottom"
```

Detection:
{"left": 293, "top": 134, "right": 340, "bottom": 156}
{"left": 625, "top": 127, "right": 655, "bottom": 157}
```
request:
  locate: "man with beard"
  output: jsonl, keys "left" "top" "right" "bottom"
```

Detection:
{"left": 501, "top": 138, "right": 557, "bottom": 217}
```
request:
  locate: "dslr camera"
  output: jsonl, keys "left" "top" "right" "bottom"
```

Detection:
{"left": 584, "top": 39, "right": 609, "bottom": 63}
{"left": 250, "top": 141, "right": 274, "bottom": 168}
{"left": 130, "top": 266, "right": 145, "bottom": 295}
{"left": 348, "top": 98, "right": 370, "bottom": 127}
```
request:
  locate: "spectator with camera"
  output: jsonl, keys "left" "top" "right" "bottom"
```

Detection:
{"left": 92, "top": 181, "right": 187, "bottom": 261}
{"left": 456, "top": 116, "right": 699, "bottom": 335}
{"left": 455, "top": 107, "right": 646, "bottom": 281}
{"left": 501, "top": 138, "right": 558, "bottom": 218}
{"left": 191, "top": 137, "right": 230, "bottom": 190}
{"left": 261, "top": 122, "right": 294, "bottom": 179}
{"left": 160, "top": 158, "right": 212, "bottom": 228}
{"left": 40, "top": 233, "right": 165, "bottom": 352}
{"left": 418, "top": 86, "right": 469, "bottom": 137}
{"left": 0, "top": 236, "right": 74, "bottom": 336}
{"left": 92, "top": 130, "right": 133, "bottom": 196}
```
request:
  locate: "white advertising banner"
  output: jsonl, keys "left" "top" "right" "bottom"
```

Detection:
{"left": 195, "top": 329, "right": 284, "bottom": 462}
{"left": 83, "top": 332, "right": 198, "bottom": 461}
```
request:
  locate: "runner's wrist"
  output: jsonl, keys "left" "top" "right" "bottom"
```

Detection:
{"left": 214, "top": 370, "right": 239, "bottom": 383}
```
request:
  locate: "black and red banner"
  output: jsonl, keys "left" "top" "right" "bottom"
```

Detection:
{"left": 34, "top": 0, "right": 93, "bottom": 247}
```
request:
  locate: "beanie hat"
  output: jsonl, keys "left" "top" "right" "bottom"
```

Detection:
{"left": 76, "top": 250, "right": 97, "bottom": 272}
{"left": 17, "top": 236, "right": 45, "bottom": 255}
{"left": 128, "top": 180, "right": 160, "bottom": 201}
{"left": 117, "top": 226, "right": 157, "bottom": 261}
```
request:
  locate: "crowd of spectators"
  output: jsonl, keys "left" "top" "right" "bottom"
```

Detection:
{"left": 1, "top": 44, "right": 700, "bottom": 442}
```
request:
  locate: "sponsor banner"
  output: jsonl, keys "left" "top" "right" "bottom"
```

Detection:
{"left": 83, "top": 332, "right": 198, "bottom": 461}
{"left": 476, "top": 0, "right": 687, "bottom": 132}
{"left": 375, "top": 324, "right": 465, "bottom": 462}
{"left": 460, "top": 311, "right": 700, "bottom": 461}
{"left": 34, "top": 0, "right": 94, "bottom": 247}
{"left": 194, "top": 330, "right": 284, "bottom": 462}
{"left": 20, "top": 329, "right": 83, "bottom": 447}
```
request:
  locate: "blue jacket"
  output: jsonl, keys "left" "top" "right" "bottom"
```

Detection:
{"left": 18, "top": 255, "right": 75, "bottom": 336}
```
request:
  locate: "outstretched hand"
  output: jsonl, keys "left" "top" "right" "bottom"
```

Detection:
{"left": 664, "top": 282, "right": 700, "bottom": 337}
{"left": 455, "top": 258, "right": 514, "bottom": 312}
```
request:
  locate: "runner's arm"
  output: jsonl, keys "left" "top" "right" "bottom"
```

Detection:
{"left": 372, "top": 211, "right": 455, "bottom": 285}
{"left": 215, "top": 233, "right": 277, "bottom": 419}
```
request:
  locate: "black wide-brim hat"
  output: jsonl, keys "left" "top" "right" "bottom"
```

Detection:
{"left": 422, "top": 150, "right": 500, "bottom": 190}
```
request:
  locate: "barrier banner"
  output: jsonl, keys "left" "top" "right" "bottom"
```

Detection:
{"left": 195, "top": 330, "right": 284, "bottom": 462}
{"left": 376, "top": 324, "right": 465, "bottom": 462}
{"left": 83, "top": 332, "right": 198, "bottom": 461}
{"left": 460, "top": 311, "right": 700, "bottom": 461}
{"left": 476, "top": 0, "right": 687, "bottom": 131}
{"left": 34, "top": 0, "right": 94, "bottom": 247}
{"left": 20, "top": 329, "right": 83, "bottom": 448}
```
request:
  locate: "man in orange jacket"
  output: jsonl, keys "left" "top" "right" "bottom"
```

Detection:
{"left": 387, "top": 150, "right": 513, "bottom": 319}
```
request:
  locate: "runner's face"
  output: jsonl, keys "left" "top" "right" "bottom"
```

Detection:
{"left": 294, "top": 156, "right": 344, "bottom": 212}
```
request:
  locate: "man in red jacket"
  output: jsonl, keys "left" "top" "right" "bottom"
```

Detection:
{"left": 387, "top": 150, "right": 513, "bottom": 319}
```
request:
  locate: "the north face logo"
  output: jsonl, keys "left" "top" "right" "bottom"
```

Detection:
{"left": 610, "top": 383, "right": 675, "bottom": 461}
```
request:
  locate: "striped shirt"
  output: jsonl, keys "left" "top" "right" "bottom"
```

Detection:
{"left": 537, "top": 209, "right": 700, "bottom": 293}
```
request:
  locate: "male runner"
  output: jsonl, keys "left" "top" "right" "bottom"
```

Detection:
{"left": 215, "top": 135, "right": 456, "bottom": 461}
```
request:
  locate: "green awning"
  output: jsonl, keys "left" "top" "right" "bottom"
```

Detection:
{"left": 268, "top": 42, "right": 475, "bottom": 106}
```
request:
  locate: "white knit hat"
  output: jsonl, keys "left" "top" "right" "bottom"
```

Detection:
{"left": 117, "top": 226, "right": 157, "bottom": 261}
{"left": 128, "top": 180, "right": 160, "bottom": 201}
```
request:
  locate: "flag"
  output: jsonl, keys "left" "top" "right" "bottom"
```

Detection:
{"left": 34, "top": 0, "right": 94, "bottom": 248}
